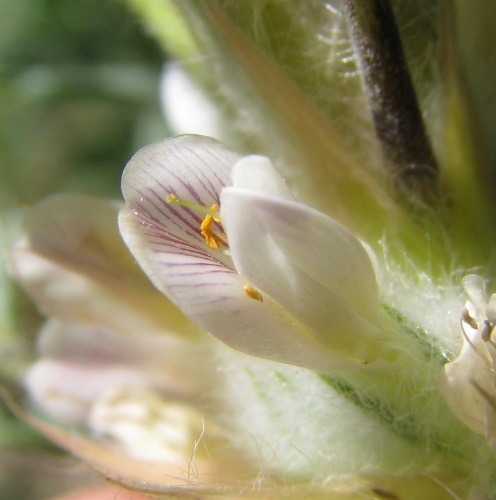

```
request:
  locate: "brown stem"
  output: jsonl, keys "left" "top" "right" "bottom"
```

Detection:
{"left": 344, "top": 0, "right": 440, "bottom": 205}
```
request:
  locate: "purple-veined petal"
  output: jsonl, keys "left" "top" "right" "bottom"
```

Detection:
{"left": 120, "top": 134, "right": 236, "bottom": 267}
{"left": 221, "top": 188, "right": 384, "bottom": 362}
{"left": 120, "top": 136, "right": 355, "bottom": 370}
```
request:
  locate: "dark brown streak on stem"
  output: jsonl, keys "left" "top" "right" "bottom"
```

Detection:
{"left": 371, "top": 487, "right": 401, "bottom": 499}
{"left": 344, "top": 0, "right": 440, "bottom": 206}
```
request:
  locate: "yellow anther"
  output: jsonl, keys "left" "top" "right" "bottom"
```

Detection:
{"left": 201, "top": 204, "right": 226, "bottom": 250}
{"left": 244, "top": 283, "right": 263, "bottom": 302}
{"left": 166, "top": 195, "right": 226, "bottom": 250}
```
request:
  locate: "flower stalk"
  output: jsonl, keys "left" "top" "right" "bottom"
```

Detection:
{"left": 344, "top": 0, "right": 440, "bottom": 206}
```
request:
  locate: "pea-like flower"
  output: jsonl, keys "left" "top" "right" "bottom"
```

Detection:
{"left": 119, "top": 134, "right": 391, "bottom": 372}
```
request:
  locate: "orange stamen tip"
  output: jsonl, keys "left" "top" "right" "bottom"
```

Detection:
{"left": 201, "top": 230, "right": 221, "bottom": 249}
{"left": 200, "top": 206, "right": 226, "bottom": 250}
{"left": 244, "top": 284, "right": 263, "bottom": 302}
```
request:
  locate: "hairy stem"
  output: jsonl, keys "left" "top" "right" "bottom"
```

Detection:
{"left": 344, "top": 0, "right": 440, "bottom": 206}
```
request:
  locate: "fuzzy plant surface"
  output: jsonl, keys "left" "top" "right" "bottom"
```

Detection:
{"left": 4, "top": 1, "right": 496, "bottom": 500}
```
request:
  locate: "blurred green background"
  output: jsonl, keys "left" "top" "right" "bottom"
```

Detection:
{"left": 0, "top": 0, "right": 167, "bottom": 206}
{"left": 0, "top": 0, "right": 168, "bottom": 498}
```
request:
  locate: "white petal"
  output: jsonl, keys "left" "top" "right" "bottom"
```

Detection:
{"left": 37, "top": 319, "right": 148, "bottom": 366}
{"left": 231, "top": 155, "right": 295, "bottom": 199}
{"left": 221, "top": 188, "right": 384, "bottom": 362}
{"left": 9, "top": 246, "right": 185, "bottom": 337}
{"left": 21, "top": 194, "right": 136, "bottom": 287}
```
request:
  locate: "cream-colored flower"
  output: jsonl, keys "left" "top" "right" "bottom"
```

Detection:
{"left": 7, "top": 194, "right": 235, "bottom": 471}
{"left": 441, "top": 274, "right": 496, "bottom": 450}
{"left": 119, "top": 135, "right": 392, "bottom": 371}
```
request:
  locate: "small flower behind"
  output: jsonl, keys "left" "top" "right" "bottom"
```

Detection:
{"left": 441, "top": 274, "right": 496, "bottom": 450}
{"left": 119, "top": 134, "right": 393, "bottom": 371}
{"left": 6, "top": 193, "right": 251, "bottom": 483}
